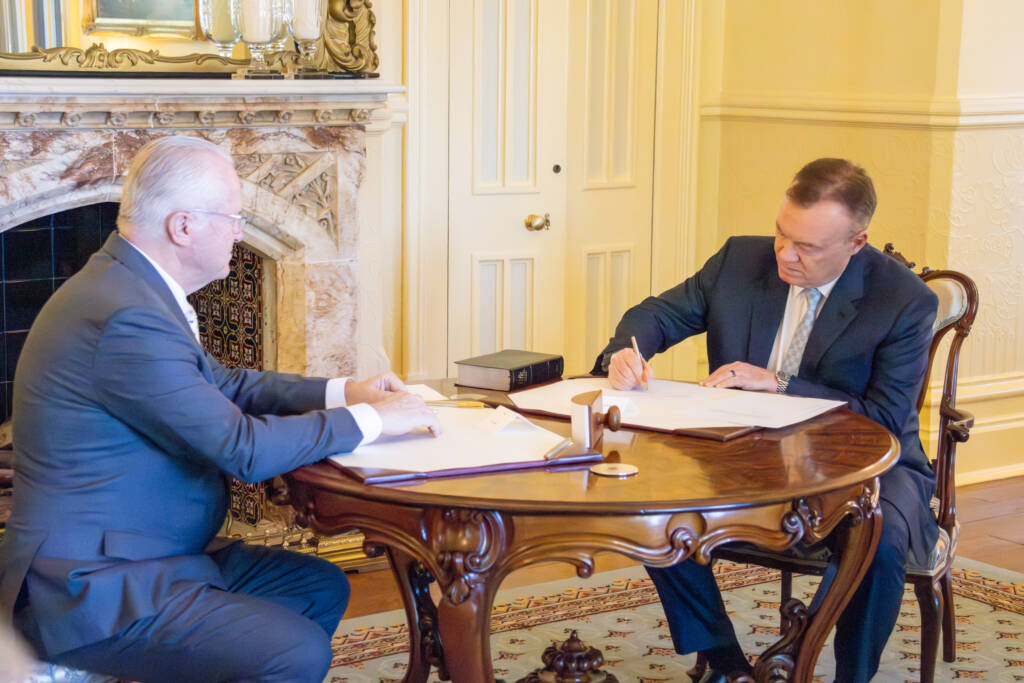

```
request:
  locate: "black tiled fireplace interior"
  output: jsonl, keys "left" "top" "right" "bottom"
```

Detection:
{"left": 1, "top": 203, "right": 120, "bottom": 422}
{"left": 1, "top": 204, "right": 263, "bottom": 423}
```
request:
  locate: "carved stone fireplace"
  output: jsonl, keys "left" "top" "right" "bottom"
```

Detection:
{"left": 0, "top": 75, "right": 401, "bottom": 568}
{"left": 0, "top": 76, "right": 400, "bottom": 373}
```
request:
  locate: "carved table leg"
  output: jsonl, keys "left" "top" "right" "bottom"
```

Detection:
{"left": 756, "top": 501, "right": 883, "bottom": 682}
{"left": 435, "top": 579, "right": 501, "bottom": 683}
{"left": 794, "top": 508, "right": 881, "bottom": 681}
{"left": 387, "top": 548, "right": 448, "bottom": 683}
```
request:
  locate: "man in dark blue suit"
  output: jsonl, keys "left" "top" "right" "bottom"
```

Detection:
{"left": 0, "top": 136, "right": 440, "bottom": 682}
{"left": 595, "top": 159, "right": 938, "bottom": 682}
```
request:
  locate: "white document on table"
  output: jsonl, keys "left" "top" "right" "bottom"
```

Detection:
{"left": 329, "top": 385, "right": 567, "bottom": 474}
{"left": 509, "top": 378, "right": 844, "bottom": 430}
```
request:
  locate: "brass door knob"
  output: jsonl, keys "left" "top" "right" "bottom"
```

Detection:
{"left": 524, "top": 213, "right": 550, "bottom": 231}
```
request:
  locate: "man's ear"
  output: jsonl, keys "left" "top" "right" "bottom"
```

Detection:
{"left": 166, "top": 210, "right": 192, "bottom": 247}
{"left": 850, "top": 230, "right": 868, "bottom": 254}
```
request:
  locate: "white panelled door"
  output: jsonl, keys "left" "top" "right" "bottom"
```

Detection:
{"left": 566, "top": 0, "right": 658, "bottom": 374}
{"left": 448, "top": 0, "right": 657, "bottom": 375}
{"left": 448, "top": 0, "right": 568, "bottom": 374}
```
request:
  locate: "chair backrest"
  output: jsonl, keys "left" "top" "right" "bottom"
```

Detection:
{"left": 917, "top": 270, "right": 979, "bottom": 413}
{"left": 883, "top": 243, "right": 979, "bottom": 534}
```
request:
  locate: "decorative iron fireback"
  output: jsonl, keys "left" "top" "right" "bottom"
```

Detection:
{"left": 188, "top": 244, "right": 264, "bottom": 371}
{"left": 188, "top": 244, "right": 266, "bottom": 525}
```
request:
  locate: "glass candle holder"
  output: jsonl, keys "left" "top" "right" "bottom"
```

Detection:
{"left": 199, "top": 0, "right": 239, "bottom": 58}
{"left": 290, "top": 0, "right": 326, "bottom": 73}
{"left": 232, "top": 0, "right": 290, "bottom": 75}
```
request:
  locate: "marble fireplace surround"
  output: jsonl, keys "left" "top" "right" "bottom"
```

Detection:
{"left": 0, "top": 77, "right": 401, "bottom": 377}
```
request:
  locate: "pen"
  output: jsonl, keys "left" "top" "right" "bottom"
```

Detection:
{"left": 543, "top": 438, "right": 573, "bottom": 461}
{"left": 424, "top": 400, "right": 489, "bottom": 408}
{"left": 630, "top": 335, "right": 648, "bottom": 390}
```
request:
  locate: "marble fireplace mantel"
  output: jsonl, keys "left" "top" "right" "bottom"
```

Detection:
{"left": 0, "top": 78, "right": 402, "bottom": 131}
{"left": 0, "top": 76, "right": 404, "bottom": 379}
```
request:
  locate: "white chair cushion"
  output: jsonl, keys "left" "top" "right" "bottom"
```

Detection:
{"left": 927, "top": 277, "right": 967, "bottom": 334}
{"left": 906, "top": 524, "right": 957, "bottom": 578}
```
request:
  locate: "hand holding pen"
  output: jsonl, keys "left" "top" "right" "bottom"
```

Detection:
{"left": 607, "top": 336, "right": 653, "bottom": 391}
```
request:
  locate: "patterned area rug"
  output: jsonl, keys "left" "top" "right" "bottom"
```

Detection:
{"left": 327, "top": 558, "right": 1024, "bottom": 682}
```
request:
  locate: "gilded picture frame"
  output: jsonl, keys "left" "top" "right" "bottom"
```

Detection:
{"left": 0, "top": 0, "right": 378, "bottom": 75}
{"left": 83, "top": 0, "right": 199, "bottom": 39}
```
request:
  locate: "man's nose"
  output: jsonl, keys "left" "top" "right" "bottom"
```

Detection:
{"left": 776, "top": 239, "right": 798, "bottom": 261}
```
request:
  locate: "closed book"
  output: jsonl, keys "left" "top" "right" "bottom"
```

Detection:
{"left": 455, "top": 349, "right": 564, "bottom": 391}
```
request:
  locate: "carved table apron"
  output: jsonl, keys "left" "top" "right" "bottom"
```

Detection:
{"left": 285, "top": 406, "right": 898, "bottom": 683}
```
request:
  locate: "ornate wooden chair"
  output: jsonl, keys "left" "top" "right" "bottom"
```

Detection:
{"left": 697, "top": 246, "right": 979, "bottom": 683}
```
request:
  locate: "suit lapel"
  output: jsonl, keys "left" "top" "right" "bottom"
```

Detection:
{"left": 747, "top": 270, "right": 789, "bottom": 367}
{"left": 101, "top": 232, "right": 197, "bottom": 341}
{"left": 798, "top": 249, "right": 868, "bottom": 376}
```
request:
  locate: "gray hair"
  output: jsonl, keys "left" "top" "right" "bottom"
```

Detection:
{"left": 117, "top": 135, "right": 236, "bottom": 235}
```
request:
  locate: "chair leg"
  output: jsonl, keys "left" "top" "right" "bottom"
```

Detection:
{"left": 914, "top": 577, "right": 942, "bottom": 683}
{"left": 939, "top": 569, "right": 956, "bottom": 662}
{"left": 781, "top": 570, "right": 792, "bottom": 602}
{"left": 688, "top": 652, "right": 709, "bottom": 682}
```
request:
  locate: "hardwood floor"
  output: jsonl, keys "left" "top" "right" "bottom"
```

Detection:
{"left": 956, "top": 475, "right": 1024, "bottom": 570}
{"left": 343, "top": 476, "right": 1024, "bottom": 619}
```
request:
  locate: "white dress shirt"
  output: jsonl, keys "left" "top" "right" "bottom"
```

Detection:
{"left": 766, "top": 276, "right": 840, "bottom": 374}
{"left": 124, "top": 238, "right": 382, "bottom": 446}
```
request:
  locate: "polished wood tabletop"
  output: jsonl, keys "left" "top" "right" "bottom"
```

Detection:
{"left": 286, "top": 379, "right": 899, "bottom": 683}
{"left": 293, "top": 406, "right": 896, "bottom": 513}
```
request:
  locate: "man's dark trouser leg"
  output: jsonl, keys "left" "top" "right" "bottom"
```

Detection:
{"left": 51, "top": 544, "right": 350, "bottom": 683}
{"left": 646, "top": 559, "right": 748, "bottom": 673}
{"left": 646, "top": 497, "right": 914, "bottom": 682}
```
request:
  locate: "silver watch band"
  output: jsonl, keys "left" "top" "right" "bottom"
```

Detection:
{"left": 776, "top": 371, "right": 792, "bottom": 394}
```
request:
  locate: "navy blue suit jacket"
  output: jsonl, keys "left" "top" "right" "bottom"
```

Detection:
{"left": 595, "top": 236, "right": 939, "bottom": 560}
{"left": 0, "top": 233, "right": 363, "bottom": 656}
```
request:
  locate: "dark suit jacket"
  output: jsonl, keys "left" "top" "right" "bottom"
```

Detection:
{"left": 0, "top": 233, "right": 364, "bottom": 657}
{"left": 595, "top": 236, "right": 939, "bottom": 561}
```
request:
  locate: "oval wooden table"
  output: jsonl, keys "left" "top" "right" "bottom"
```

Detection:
{"left": 285, "top": 388, "right": 898, "bottom": 683}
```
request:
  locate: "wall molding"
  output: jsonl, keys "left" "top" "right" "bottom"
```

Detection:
{"left": 931, "top": 371, "right": 1024, "bottom": 404}
{"left": 921, "top": 371, "right": 1024, "bottom": 440}
{"left": 649, "top": 0, "right": 701, "bottom": 382}
{"left": 702, "top": 91, "right": 1024, "bottom": 129}
{"left": 401, "top": 0, "right": 450, "bottom": 380}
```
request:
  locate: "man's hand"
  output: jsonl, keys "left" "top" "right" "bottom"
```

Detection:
{"left": 608, "top": 348, "right": 654, "bottom": 390}
{"left": 371, "top": 392, "right": 441, "bottom": 437}
{"left": 699, "top": 361, "right": 776, "bottom": 392}
{"left": 345, "top": 371, "right": 407, "bottom": 405}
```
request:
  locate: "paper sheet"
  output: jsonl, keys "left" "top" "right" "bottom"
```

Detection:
{"left": 510, "top": 378, "right": 844, "bottom": 430}
{"left": 329, "top": 385, "right": 566, "bottom": 474}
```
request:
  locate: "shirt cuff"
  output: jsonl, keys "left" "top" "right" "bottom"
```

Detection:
{"left": 346, "top": 403, "right": 383, "bottom": 447}
{"left": 325, "top": 377, "right": 349, "bottom": 408}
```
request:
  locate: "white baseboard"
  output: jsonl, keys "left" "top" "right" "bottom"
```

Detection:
{"left": 957, "top": 462, "right": 1024, "bottom": 487}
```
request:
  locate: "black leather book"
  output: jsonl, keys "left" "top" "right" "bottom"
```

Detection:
{"left": 454, "top": 349, "right": 564, "bottom": 391}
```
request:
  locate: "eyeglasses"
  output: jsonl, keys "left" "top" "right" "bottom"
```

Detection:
{"left": 188, "top": 209, "right": 248, "bottom": 230}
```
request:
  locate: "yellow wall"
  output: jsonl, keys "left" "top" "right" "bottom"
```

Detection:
{"left": 698, "top": 0, "right": 1024, "bottom": 483}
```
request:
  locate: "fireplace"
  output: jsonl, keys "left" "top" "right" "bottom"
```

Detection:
{"left": 0, "top": 77, "right": 402, "bottom": 376}
{"left": 0, "top": 76, "right": 401, "bottom": 569}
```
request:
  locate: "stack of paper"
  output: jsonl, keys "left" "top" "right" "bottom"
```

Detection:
{"left": 329, "top": 385, "right": 571, "bottom": 480}
{"left": 510, "top": 378, "right": 844, "bottom": 431}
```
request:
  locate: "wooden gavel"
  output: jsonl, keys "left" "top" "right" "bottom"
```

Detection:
{"left": 570, "top": 390, "right": 621, "bottom": 449}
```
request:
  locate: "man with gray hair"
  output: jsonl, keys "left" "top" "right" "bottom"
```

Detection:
{"left": 0, "top": 135, "right": 439, "bottom": 682}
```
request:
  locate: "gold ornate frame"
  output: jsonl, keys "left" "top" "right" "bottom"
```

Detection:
{"left": 0, "top": 0, "right": 379, "bottom": 74}
{"left": 83, "top": 0, "right": 197, "bottom": 39}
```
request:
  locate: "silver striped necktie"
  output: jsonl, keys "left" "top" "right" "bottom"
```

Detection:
{"left": 780, "top": 287, "right": 822, "bottom": 376}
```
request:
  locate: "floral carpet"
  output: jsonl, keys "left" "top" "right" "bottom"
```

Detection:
{"left": 326, "top": 558, "right": 1024, "bottom": 682}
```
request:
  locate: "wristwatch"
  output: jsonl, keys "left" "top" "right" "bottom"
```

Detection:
{"left": 775, "top": 371, "right": 792, "bottom": 394}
